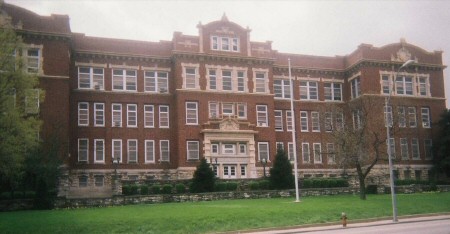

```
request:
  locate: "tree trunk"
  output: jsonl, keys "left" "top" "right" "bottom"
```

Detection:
{"left": 356, "top": 163, "right": 367, "bottom": 200}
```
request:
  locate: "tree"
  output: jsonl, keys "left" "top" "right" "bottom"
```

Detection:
{"left": 0, "top": 14, "right": 43, "bottom": 196}
{"left": 329, "top": 97, "right": 390, "bottom": 200}
{"left": 190, "top": 158, "right": 216, "bottom": 193}
{"left": 433, "top": 109, "right": 450, "bottom": 178}
{"left": 269, "top": 148, "right": 295, "bottom": 190}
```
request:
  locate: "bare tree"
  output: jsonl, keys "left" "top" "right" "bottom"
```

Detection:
{"left": 328, "top": 96, "right": 391, "bottom": 200}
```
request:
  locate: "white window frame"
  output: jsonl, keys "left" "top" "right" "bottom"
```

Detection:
{"left": 311, "top": 111, "right": 320, "bottom": 132}
{"left": 286, "top": 111, "right": 293, "bottom": 132}
{"left": 239, "top": 143, "right": 247, "bottom": 154}
{"left": 388, "top": 138, "right": 396, "bottom": 159}
{"left": 187, "top": 141, "right": 200, "bottom": 160}
{"left": 254, "top": 71, "right": 268, "bottom": 93}
{"left": 351, "top": 77, "right": 361, "bottom": 99}
{"left": 113, "top": 69, "right": 137, "bottom": 91}
{"left": 288, "top": 142, "right": 294, "bottom": 161}
{"left": 276, "top": 142, "right": 284, "bottom": 151}
{"left": 208, "top": 69, "right": 217, "bottom": 90}
{"left": 94, "top": 139, "right": 105, "bottom": 163}
{"left": 336, "top": 112, "right": 344, "bottom": 130}
{"left": 211, "top": 143, "right": 219, "bottom": 154}
{"left": 421, "top": 107, "right": 431, "bottom": 128}
{"left": 408, "top": 107, "right": 417, "bottom": 128}
{"left": 417, "top": 76, "right": 429, "bottom": 96}
{"left": 24, "top": 47, "right": 41, "bottom": 74}
{"left": 274, "top": 79, "right": 291, "bottom": 99}
{"left": 127, "top": 104, "right": 137, "bottom": 128}
{"left": 78, "top": 102, "right": 89, "bottom": 126}
{"left": 112, "top": 103, "right": 122, "bottom": 127}
{"left": 160, "top": 140, "right": 170, "bottom": 162}
{"left": 237, "top": 103, "right": 247, "bottom": 119}
{"left": 384, "top": 105, "right": 393, "bottom": 127}
{"left": 256, "top": 105, "right": 268, "bottom": 127}
{"left": 128, "top": 139, "right": 138, "bottom": 163}
{"left": 395, "top": 75, "right": 414, "bottom": 95}
{"left": 327, "top": 143, "right": 335, "bottom": 164}
{"left": 324, "top": 82, "right": 342, "bottom": 101}
{"left": 144, "top": 70, "right": 168, "bottom": 93}
{"left": 313, "top": 143, "right": 322, "bottom": 164}
{"left": 184, "top": 66, "right": 199, "bottom": 89}
{"left": 324, "top": 112, "right": 333, "bottom": 132}
{"left": 144, "top": 105, "right": 154, "bottom": 128}
{"left": 222, "top": 103, "right": 235, "bottom": 116}
{"left": 78, "top": 67, "right": 104, "bottom": 90}
{"left": 302, "top": 142, "right": 310, "bottom": 163}
{"left": 300, "top": 81, "right": 318, "bottom": 100}
{"left": 300, "top": 111, "right": 309, "bottom": 132}
{"left": 211, "top": 35, "right": 239, "bottom": 52}
{"left": 78, "top": 138, "right": 88, "bottom": 162}
{"left": 222, "top": 70, "right": 233, "bottom": 91}
{"left": 400, "top": 138, "right": 409, "bottom": 160}
{"left": 398, "top": 106, "right": 406, "bottom": 128}
{"left": 186, "top": 102, "right": 198, "bottom": 125}
{"left": 274, "top": 110, "right": 283, "bottom": 131}
{"left": 258, "top": 142, "right": 269, "bottom": 161}
{"left": 222, "top": 143, "right": 236, "bottom": 155}
{"left": 94, "top": 103, "right": 104, "bottom": 127}
{"left": 209, "top": 102, "right": 220, "bottom": 119}
{"left": 112, "top": 139, "right": 122, "bottom": 163}
{"left": 159, "top": 105, "right": 170, "bottom": 128}
{"left": 145, "top": 140, "right": 155, "bottom": 163}
{"left": 237, "top": 71, "right": 246, "bottom": 92}
{"left": 411, "top": 138, "right": 420, "bottom": 160}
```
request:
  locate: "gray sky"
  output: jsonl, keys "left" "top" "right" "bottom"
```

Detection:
{"left": 6, "top": 0, "right": 450, "bottom": 107}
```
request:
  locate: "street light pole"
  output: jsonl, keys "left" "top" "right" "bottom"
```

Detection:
{"left": 289, "top": 58, "right": 300, "bottom": 202}
{"left": 262, "top": 158, "right": 267, "bottom": 178}
{"left": 386, "top": 59, "right": 415, "bottom": 222}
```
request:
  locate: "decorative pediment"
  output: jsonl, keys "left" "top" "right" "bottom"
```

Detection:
{"left": 391, "top": 47, "right": 413, "bottom": 62}
{"left": 219, "top": 117, "right": 239, "bottom": 131}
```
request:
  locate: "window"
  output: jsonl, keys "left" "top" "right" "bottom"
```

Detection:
{"left": 302, "top": 143, "right": 310, "bottom": 163}
{"left": 325, "top": 112, "right": 333, "bottom": 132}
{"left": 351, "top": 77, "right": 361, "bottom": 99}
{"left": 145, "top": 140, "right": 155, "bottom": 163}
{"left": 285, "top": 111, "right": 293, "bottom": 131}
{"left": 424, "top": 139, "right": 433, "bottom": 160}
{"left": 388, "top": 138, "right": 395, "bottom": 159}
{"left": 311, "top": 112, "right": 320, "bottom": 132}
{"left": 113, "top": 69, "right": 137, "bottom": 91}
{"left": 300, "top": 81, "right": 318, "bottom": 100}
{"left": 222, "top": 103, "right": 235, "bottom": 116}
{"left": 313, "top": 143, "right": 322, "bottom": 163}
{"left": 384, "top": 105, "right": 393, "bottom": 127}
{"left": 288, "top": 142, "right": 294, "bottom": 161}
{"left": 112, "top": 139, "right": 122, "bottom": 163}
{"left": 209, "top": 102, "right": 219, "bottom": 118}
{"left": 94, "top": 176, "right": 104, "bottom": 187}
{"left": 408, "top": 107, "right": 417, "bottom": 127}
{"left": 300, "top": 111, "right": 309, "bottom": 132}
{"left": 336, "top": 112, "right": 344, "bottom": 130}
{"left": 353, "top": 110, "right": 363, "bottom": 130}
{"left": 222, "top": 70, "right": 232, "bottom": 91}
{"left": 258, "top": 142, "right": 269, "bottom": 161}
{"left": 240, "top": 165, "right": 247, "bottom": 177}
{"left": 239, "top": 143, "right": 247, "bottom": 154}
{"left": 274, "top": 110, "right": 283, "bottom": 131}
{"left": 78, "top": 139, "right": 88, "bottom": 162}
{"left": 186, "top": 102, "right": 198, "bottom": 125}
{"left": 128, "top": 140, "right": 138, "bottom": 163}
{"left": 223, "top": 165, "right": 236, "bottom": 178}
{"left": 160, "top": 140, "right": 170, "bottom": 162}
{"left": 78, "top": 67, "right": 104, "bottom": 89}
{"left": 274, "top": 79, "right": 291, "bottom": 99}
{"left": 255, "top": 72, "right": 267, "bottom": 93}
{"left": 381, "top": 75, "right": 391, "bottom": 94}
{"left": 184, "top": 67, "right": 197, "bottom": 89}
{"left": 411, "top": 138, "right": 420, "bottom": 160}
{"left": 324, "top": 83, "right": 342, "bottom": 101}
{"left": 400, "top": 138, "right": 409, "bottom": 159}
{"left": 398, "top": 106, "right": 406, "bottom": 128}
{"left": 24, "top": 89, "right": 40, "bottom": 114}
{"left": 78, "top": 176, "right": 88, "bottom": 187}
{"left": 112, "top": 104, "right": 122, "bottom": 127}
{"left": 276, "top": 142, "right": 284, "bottom": 150}
{"left": 208, "top": 70, "right": 217, "bottom": 90}
{"left": 237, "top": 103, "right": 247, "bottom": 119}
{"left": 144, "top": 105, "right": 154, "bottom": 128}
{"left": 78, "top": 102, "right": 89, "bottom": 126}
{"left": 223, "top": 144, "right": 236, "bottom": 154}
{"left": 25, "top": 48, "right": 40, "bottom": 73}
{"left": 211, "top": 36, "right": 239, "bottom": 52}
{"left": 327, "top": 143, "right": 335, "bottom": 164}
{"left": 237, "top": 71, "right": 246, "bottom": 92}
{"left": 211, "top": 144, "right": 219, "bottom": 154}
{"left": 159, "top": 105, "right": 169, "bottom": 128}
{"left": 94, "top": 103, "right": 104, "bottom": 127}
{"left": 256, "top": 105, "right": 268, "bottom": 127}
{"left": 187, "top": 141, "right": 199, "bottom": 160}
{"left": 144, "top": 71, "right": 168, "bottom": 93}
{"left": 94, "top": 139, "right": 104, "bottom": 163}
{"left": 127, "top": 104, "right": 137, "bottom": 127}
{"left": 395, "top": 75, "right": 413, "bottom": 95}
{"left": 421, "top": 107, "right": 431, "bottom": 128}
{"left": 418, "top": 77, "right": 428, "bottom": 96}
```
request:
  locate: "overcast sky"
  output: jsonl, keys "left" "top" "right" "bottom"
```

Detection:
{"left": 6, "top": 0, "right": 450, "bottom": 107}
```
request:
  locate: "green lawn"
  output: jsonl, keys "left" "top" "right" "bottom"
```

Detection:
{"left": 1, "top": 192, "right": 450, "bottom": 234}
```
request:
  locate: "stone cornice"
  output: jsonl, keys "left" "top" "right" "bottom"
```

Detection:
{"left": 16, "top": 29, "right": 71, "bottom": 41}
{"left": 74, "top": 51, "right": 171, "bottom": 63}
{"left": 171, "top": 51, "right": 275, "bottom": 65}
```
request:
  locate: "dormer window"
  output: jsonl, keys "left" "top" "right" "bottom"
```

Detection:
{"left": 211, "top": 36, "right": 239, "bottom": 52}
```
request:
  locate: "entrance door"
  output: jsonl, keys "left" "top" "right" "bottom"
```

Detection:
{"left": 223, "top": 165, "right": 236, "bottom": 179}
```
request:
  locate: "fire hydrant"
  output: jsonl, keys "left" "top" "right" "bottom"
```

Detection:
{"left": 341, "top": 212, "right": 348, "bottom": 227}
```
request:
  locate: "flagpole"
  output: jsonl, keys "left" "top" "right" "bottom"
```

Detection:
{"left": 289, "top": 58, "right": 300, "bottom": 202}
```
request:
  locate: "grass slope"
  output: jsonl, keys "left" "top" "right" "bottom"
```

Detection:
{"left": 1, "top": 193, "right": 450, "bottom": 233}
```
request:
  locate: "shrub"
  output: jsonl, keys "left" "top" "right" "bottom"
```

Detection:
{"left": 215, "top": 182, "right": 227, "bottom": 192}
{"left": 302, "top": 180, "right": 312, "bottom": 188}
{"left": 151, "top": 184, "right": 161, "bottom": 194}
{"left": 269, "top": 148, "right": 294, "bottom": 189}
{"left": 226, "top": 182, "right": 238, "bottom": 191}
{"left": 366, "top": 185, "right": 378, "bottom": 194}
{"left": 190, "top": 158, "right": 215, "bottom": 193}
{"left": 259, "top": 180, "right": 270, "bottom": 190}
{"left": 301, "top": 179, "right": 349, "bottom": 188}
{"left": 122, "top": 185, "right": 131, "bottom": 195}
{"left": 175, "top": 184, "right": 186, "bottom": 194}
{"left": 249, "top": 182, "right": 259, "bottom": 190}
{"left": 140, "top": 185, "right": 149, "bottom": 195}
{"left": 130, "top": 185, "right": 139, "bottom": 195}
{"left": 162, "top": 184, "right": 173, "bottom": 194}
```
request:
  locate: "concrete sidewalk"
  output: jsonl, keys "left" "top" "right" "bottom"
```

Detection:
{"left": 239, "top": 213, "right": 450, "bottom": 234}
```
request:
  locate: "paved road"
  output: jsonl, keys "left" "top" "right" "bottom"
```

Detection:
{"left": 244, "top": 215, "right": 450, "bottom": 234}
